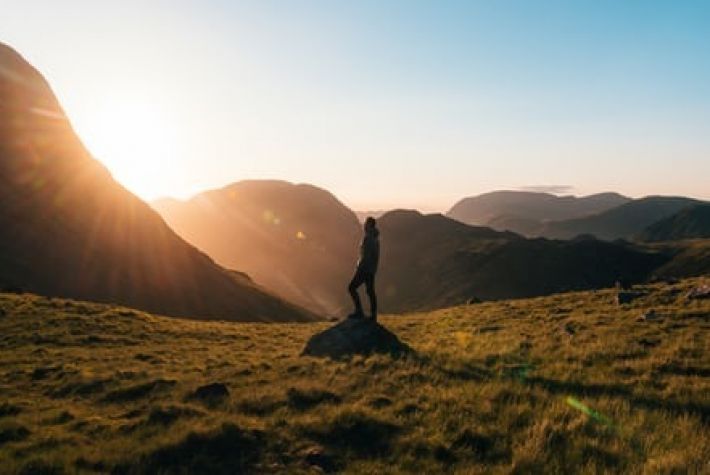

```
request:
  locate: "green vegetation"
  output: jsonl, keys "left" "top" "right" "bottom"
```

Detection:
{"left": 0, "top": 279, "right": 708, "bottom": 473}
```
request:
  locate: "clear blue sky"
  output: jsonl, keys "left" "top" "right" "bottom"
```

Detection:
{"left": 2, "top": 1, "right": 709, "bottom": 210}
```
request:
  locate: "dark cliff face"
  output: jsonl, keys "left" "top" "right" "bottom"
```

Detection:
{"left": 0, "top": 43, "right": 316, "bottom": 322}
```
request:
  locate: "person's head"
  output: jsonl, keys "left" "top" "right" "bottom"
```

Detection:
{"left": 364, "top": 216, "right": 377, "bottom": 232}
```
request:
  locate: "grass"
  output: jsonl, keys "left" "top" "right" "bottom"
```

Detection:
{"left": 0, "top": 278, "right": 708, "bottom": 474}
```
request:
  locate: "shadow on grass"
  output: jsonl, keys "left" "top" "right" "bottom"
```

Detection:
{"left": 287, "top": 387, "right": 341, "bottom": 411}
{"left": 0, "top": 424, "right": 30, "bottom": 446}
{"left": 655, "top": 363, "right": 710, "bottom": 378}
{"left": 113, "top": 423, "right": 263, "bottom": 474}
{"left": 452, "top": 429, "right": 512, "bottom": 464}
{"left": 525, "top": 376, "right": 710, "bottom": 424}
{"left": 101, "top": 379, "right": 176, "bottom": 403}
{"left": 302, "top": 410, "right": 401, "bottom": 457}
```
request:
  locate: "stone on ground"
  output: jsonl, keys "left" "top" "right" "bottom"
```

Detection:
{"left": 302, "top": 318, "right": 411, "bottom": 358}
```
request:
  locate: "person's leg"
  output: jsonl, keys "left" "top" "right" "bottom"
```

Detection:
{"left": 348, "top": 269, "right": 365, "bottom": 317}
{"left": 365, "top": 273, "right": 377, "bottom": 321}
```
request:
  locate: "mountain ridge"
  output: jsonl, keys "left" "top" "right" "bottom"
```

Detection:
{"left": 447, "top": 190, "right": 631, "bottom": 233}
{"left": 153, "top": 179, "right": 362, "bottom": 316}
{"left": 0, "top": 42, "right": 317, "bottom": 322}
{"left": 637, "top": 204, "right": 710, "bottom": 242}
{"left": 539, "top": 196, "right": 706, "bottom": 241}
{"left": 375, "top": 209, "right": 665, "bottom": 312}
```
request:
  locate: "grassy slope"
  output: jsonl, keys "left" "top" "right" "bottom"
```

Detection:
{"left": 0, "top": 279, "right": 708, "bottom": 474}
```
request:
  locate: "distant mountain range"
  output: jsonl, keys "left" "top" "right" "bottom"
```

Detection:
{"left": 1, "top": 42, "right": 708, "bottom": 319}
{"left": 448, "top": 191, "right": 630, "bottom": 230}
{"left": 637, "top": 205, "right": 710, "bottom": 242}
{"left": 375, "top": 210, "right": 666, "bottom": 312}
{"left": 0, "top": 43, "right": 316, "bottom": 322}
{"left": 538, "top": 196, "right": 705, "bottom": 241}
{"left": 153, "top": 180, "right": 361, "bottom": 316}
{"left": 448, "top": 191, "right": 708, "bottom": 241}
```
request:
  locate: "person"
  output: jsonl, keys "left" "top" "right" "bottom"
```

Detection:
{"left": 348, "top": 217, "right": 379, "bottom": 321}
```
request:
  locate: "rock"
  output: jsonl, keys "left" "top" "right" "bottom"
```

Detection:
{"left": 466, "top": 297, "right": 482, "bottom": 305}
{"left": 686, "top": 285, "right": 710, "bottom": 300}
{"left": 302, "top": 319, "right": 412, "bottom": 359}
{"left": 189, "top": 382, "right": 229, "bottom": 403}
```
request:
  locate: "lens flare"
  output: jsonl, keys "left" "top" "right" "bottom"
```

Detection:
{"left": 565, "top": 396, "right": 614, "bottom": 426}
{"left": 262, "top": 210, "right": 281, "bottom": 225}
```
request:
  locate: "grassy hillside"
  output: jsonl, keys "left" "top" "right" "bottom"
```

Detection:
{"left": 649, "top": 239, "right": 710, "bottom": 279}
{"left": 1, "top": 279, "right": 708, "bottom": 473}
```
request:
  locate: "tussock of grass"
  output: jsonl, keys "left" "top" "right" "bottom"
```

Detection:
{"left": 0, "top": 279, "right": 708, "bottom": 473}
{"left": 287, "top": 386, "right": 341, "bottom": 410}
{"left": 101, "top": 378, "right": 176, "bottom": 403}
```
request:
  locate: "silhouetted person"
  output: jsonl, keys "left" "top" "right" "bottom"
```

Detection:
{"left": 348, "top": 217, "right": 379, "bottom": 321}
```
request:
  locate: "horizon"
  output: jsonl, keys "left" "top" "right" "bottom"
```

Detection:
{"left": 3, "top": 1, "right": 710, "bottom": 211}
{"left": 150, "top": 181, "right": 708, "bottom": 216}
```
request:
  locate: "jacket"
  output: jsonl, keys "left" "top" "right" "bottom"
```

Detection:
{"left": 357, "top": 227, "right": 380, "bottom": 274}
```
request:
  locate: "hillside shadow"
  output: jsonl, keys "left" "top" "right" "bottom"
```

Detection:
{"left": 302, "top": 318, "right": 413, "bottom": 359}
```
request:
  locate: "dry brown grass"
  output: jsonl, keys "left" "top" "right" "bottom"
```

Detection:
{"left": 0, "top": 278, "right": 708, "bottom": 473}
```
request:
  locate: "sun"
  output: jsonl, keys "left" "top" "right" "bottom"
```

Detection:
{"left": 74, "top": 95, "right": 179, "bottom": 200}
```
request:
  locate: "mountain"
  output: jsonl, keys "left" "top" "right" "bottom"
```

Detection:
{"left": 637, "top": 205, "right": 710, "bottom": 242}
{"left": 0, "top": 43, "right": 316, "bottom": 322}
{"left": 447, "top": 191, "right": 630, "bottom": 235}
{"left": 376, "top": 210, "right": 666, "bottom": 312}
{"left": 539, "top": 196, "right": 706, "bottom": 241}
{"left": 153, "top": 180, "right": 361, "bottom": 316}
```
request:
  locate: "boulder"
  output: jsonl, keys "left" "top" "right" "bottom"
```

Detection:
{"left": 302, "top": 318, "right": 412, "bottom": 359}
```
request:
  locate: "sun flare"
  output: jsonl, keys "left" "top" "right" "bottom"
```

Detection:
{"left": 74, "top": 95, "right": 178, "bottom": 200}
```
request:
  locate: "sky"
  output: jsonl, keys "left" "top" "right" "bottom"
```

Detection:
{"left": 2, "top": 1, "right": 709, "bottom": 211}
